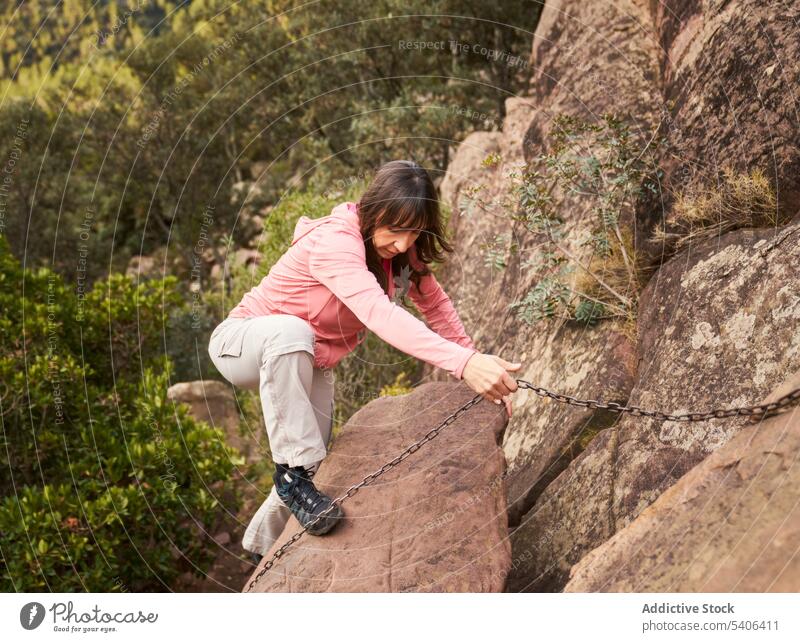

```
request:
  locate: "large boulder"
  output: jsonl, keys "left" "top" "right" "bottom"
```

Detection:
{"left": 244, "top": 382, "right": 511, "bottom": 592}
{"left": 565, "top": 370, "right": 800, "bottom": 591}
{"left": 507, "top": 219, "right": 800, "bottom": 591}
{"left": 428, "top": 0, "right": 800, "bottom": 593}
{"left": 610, "top": 220, "right": 800, "bottom": 527}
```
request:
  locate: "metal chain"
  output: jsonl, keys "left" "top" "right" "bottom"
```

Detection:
{"left": 244, "top": 378, "right": 800, "bottom": 592}
{"left": 515, "top": 381, "right": 800, "bottom": 423}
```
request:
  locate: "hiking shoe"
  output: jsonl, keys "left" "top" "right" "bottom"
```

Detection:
{"left": 272, "top": 463, "right": 344, "bottom": 535}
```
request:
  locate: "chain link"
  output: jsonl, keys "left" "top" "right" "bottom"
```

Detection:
{"left": 244, "top": 379, "right": 800, "bottom": 592}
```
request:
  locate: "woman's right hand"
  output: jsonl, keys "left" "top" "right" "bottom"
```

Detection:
{"left": 461, "top": 353, "right": 521, "bottom": 409}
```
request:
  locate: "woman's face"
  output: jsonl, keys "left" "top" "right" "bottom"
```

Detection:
{"left": 372, "top": 224, "right": 421, "bottom": 259}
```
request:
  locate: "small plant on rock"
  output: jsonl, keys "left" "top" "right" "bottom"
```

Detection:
{"left": 507, "top": 112, "right": 662, "bottom": 329}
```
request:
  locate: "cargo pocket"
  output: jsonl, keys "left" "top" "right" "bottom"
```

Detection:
{"left": 213, "top": 318, "right": 250, "bottom": 358}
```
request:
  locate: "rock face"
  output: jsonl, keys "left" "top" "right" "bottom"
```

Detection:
{"left": 244, "top": 382, "right": 511, "bottom": 592}
{"left": 643, "top": 0, "right": 800, "bottom": 250}
{"left": 430, "top": 0, "right": 800, "bottom": 592}
{"left": 565, "top": 371, "right": 800, "bottom": 592}
{"left": 618, "top": 221, "right": 800, "bottom": 518}
{"left": 429, "top": 0, "right": 661, "bottom": 527}
{"left": 506, "top": 221, "right": 800, "bottom": 591}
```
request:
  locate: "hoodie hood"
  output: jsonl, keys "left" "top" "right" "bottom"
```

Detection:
{"left": 290, "top": 201, "right": 358, "bottom": 246}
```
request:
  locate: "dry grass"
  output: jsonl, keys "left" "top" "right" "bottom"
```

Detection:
{"left": 571, "top": 224, "right": 643, "bottom": 341}
{"left": 654, "top": 166, "right": 779, "bottom": 251}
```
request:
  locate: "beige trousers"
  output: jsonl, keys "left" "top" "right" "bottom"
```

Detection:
{"left": 207, "top": 314, "right": 335, "bottom": 555}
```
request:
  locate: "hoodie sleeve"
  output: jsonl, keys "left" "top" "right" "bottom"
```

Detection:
{"left": 406, "top": 271, "right": 477, "bottom": 351}
{"left": 403, "top": 243, "right": 476, "bottom": 350}
{"left": 308, "top": 224, "right": 478, "bottom": 380}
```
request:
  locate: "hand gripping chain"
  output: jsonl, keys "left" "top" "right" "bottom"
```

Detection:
{"left": 244, "top": 378, "right": 800, "bottom": 592}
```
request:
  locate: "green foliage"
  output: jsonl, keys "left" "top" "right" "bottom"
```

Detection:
{"left": 79, "top": 273, "right": 185, "bottom": 379}
{"left": 574, "top": 298, "right": 606, "bottom": 326}
{"left": 0, "top": 234, "right": 241, "bottom": 591}
{"left": 529, "top": 113, "right": 663, "bottom": 236}
{"left": 480, "top": 232, "right": 519, "bottom": 271}
{"left": 0, "top": 1, "right": 183, "bottom": 79}
{"left": 506, "top": 113, "right": 662, "bottom": 327}
{"left": 0, "top": 0, "right": 540, "bottom": 286}
{"left": 509, "top": 276, "right": 570, "bottom": 325}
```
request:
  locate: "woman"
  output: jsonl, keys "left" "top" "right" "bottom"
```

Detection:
{"left": 208, "top": 160, "right": 521, "bottom": 558}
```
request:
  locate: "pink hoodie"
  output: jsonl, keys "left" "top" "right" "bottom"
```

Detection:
{"left": 227, "top": 201, "right": 478, "bottom": 379}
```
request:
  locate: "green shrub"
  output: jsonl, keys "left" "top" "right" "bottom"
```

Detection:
{"left": 497, "top": 113, "right": 663, "bottom": 331}
{"left": 0, "top": 234, "right": 242, "bottom": 591}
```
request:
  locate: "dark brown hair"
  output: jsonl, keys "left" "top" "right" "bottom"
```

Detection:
{"left": 356, "top": 160, "right": 453, "bottom": 305}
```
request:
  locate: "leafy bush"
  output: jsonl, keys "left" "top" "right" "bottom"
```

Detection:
{"left": 1, "top": 0, "right": 541, "bottom": 285}
{"left": 509, "top": 113, "right": 662, "bottom": 328}
{"left": 0, "top": 234, "right": 242, "bottom": 591}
